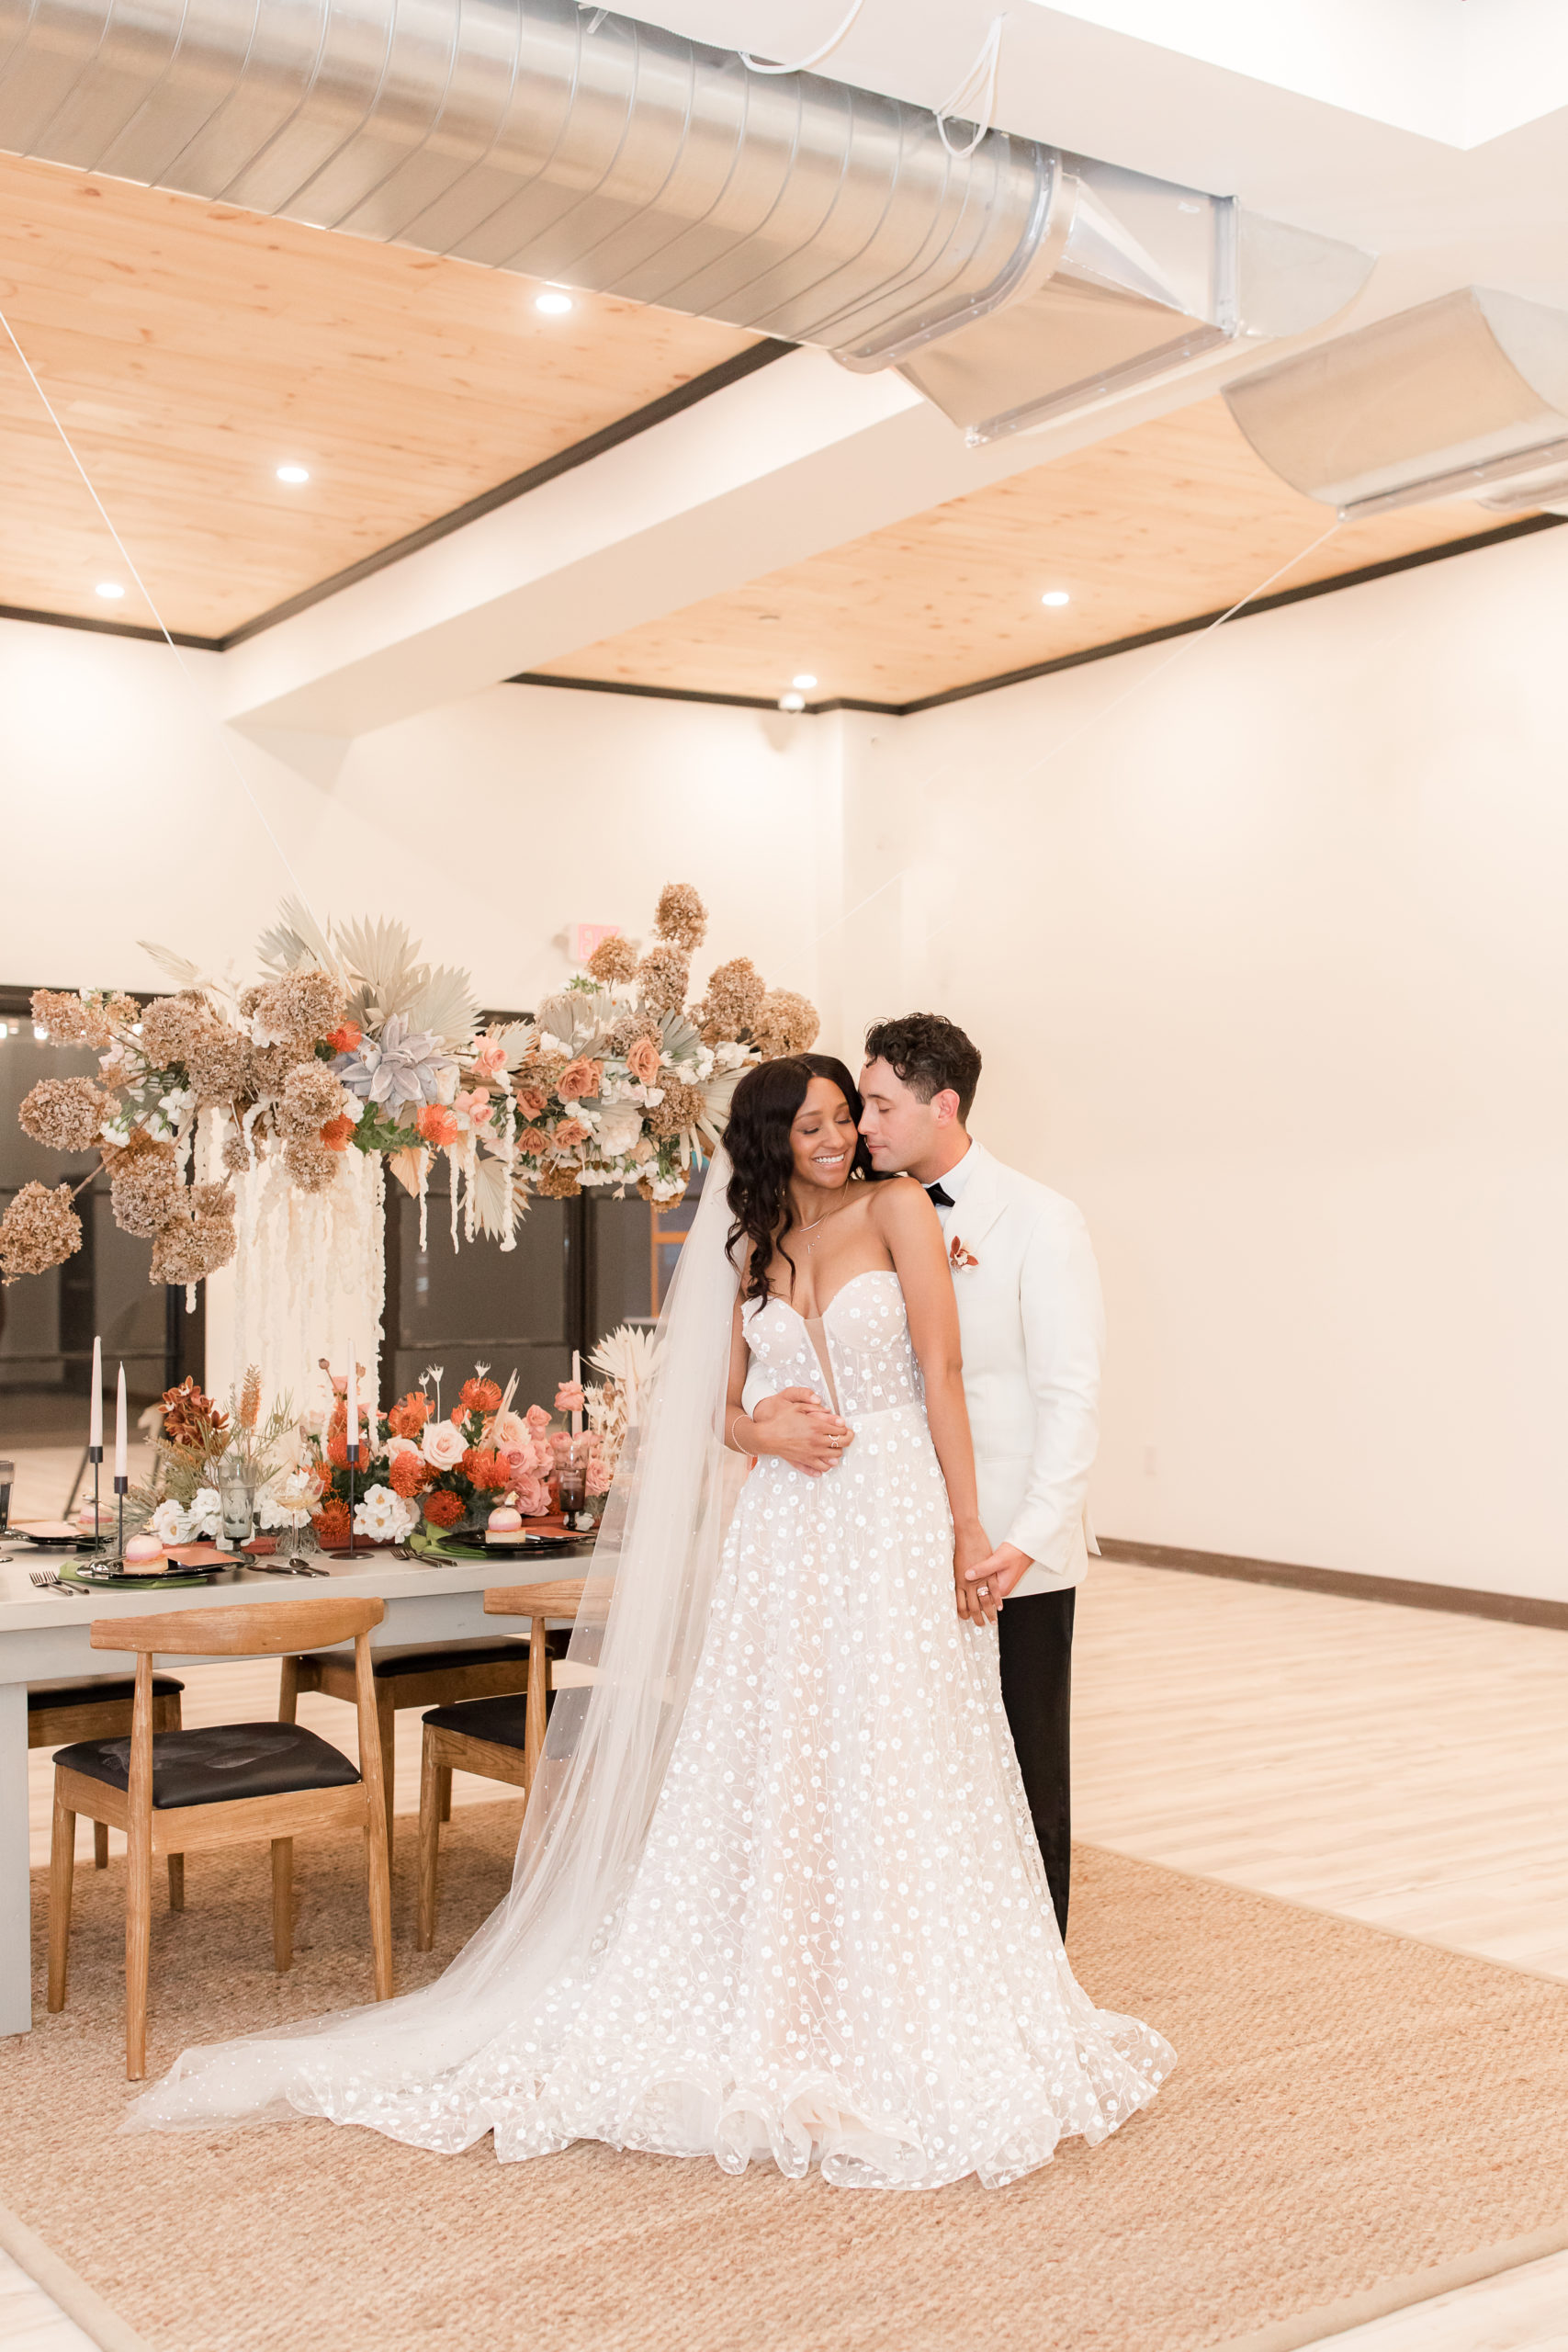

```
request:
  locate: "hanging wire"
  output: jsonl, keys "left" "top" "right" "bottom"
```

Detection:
{"left": 740, "top": 0, "right": 867, "bottom": 74}
{"left": 812, "top": 510, "right": 1347, "bottom": 947}
{"left": 935, "top": 14, "right": 1007, "bottom": 161}
{"left": 0, "top": 300, "right": 325, "bottom": 931}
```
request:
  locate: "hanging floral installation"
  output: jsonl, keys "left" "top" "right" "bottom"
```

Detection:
{"left": 0, "top": 882, "right": 818, "bottom": 1290}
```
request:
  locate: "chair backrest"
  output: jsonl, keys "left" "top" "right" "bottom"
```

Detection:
{"left": 484, "top": 1577, "right": 588, "bottom": 1619}
{"left": 91, "top": 1596, "right": 385, "bottom": 1657}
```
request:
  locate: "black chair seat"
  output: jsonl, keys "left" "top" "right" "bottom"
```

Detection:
{"left": 299, "top": 1637, "right": 533, "bottom": 1680}
{"left": 422, "top": 1693, "right": 531, "bottom": 1750}
{"left": 29, "top": 1674, "right": 185, "bottom": 1712}
{"left": 53, "top": 1722, "right": 361, "bottom": 1810}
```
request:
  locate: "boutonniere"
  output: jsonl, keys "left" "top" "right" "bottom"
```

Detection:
{"left": 948, "top": 1233, "right": 978, "bottom": 1272}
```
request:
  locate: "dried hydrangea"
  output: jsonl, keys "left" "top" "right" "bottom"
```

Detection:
{"left": 189, "top": 1182, "right": 235, "bottom": 1220}
{"left": 138, "top": 993, "right": 214, "bottom": 1072}
{"left": 221, "top": 1130, "right": 254, "bottom": 1175}
{"left": 182, "top": 1022, "right": 250, "bottom": 1107}
{"left": 693, "top": 956, "right": 766, "bottom": 1044}
{"left": 654, "top": 883, "right": 708, "bottom": 955}
{"left": 30, "top": 989, "right": 137, "bottom": 1049}
{"left": 535, "top": 1165, "right": 582, "bottom": 1198}
{"left": 648, "top": 1076, "right": 706, "bottom": 1137}
{"left": 244, "top": 1040, "right": 310, "bottom": 1101}
{"left": 283, "top": 1136, "right": 338, "bottom": 1193}
{"left": 751, "top": 989, "right": 820, "bottom": 1057}
{"left": 586, "top": 933, "right": 639, "bottom": 985}
{"left": 605, "top": 1011, "right": 658, "bottom": 1059}
{"left": 151, "top": 1209, "right": 236, "bottom": 1288}
{"left": 516, "top": 1050, "right": 570, "bottom": 1093}
{"left": 19, "top": 1075, "right": 111, "bottom": 1154}
{"left": 0, "top": 1182, "right": 84, "bottom": 1283}
{"left": 279, "top": 1061, "right": 350, "bottom": 1137}
{"left": 107, "top": 1134, "right": 181, "bottom": 1238}
{"left": 251, "top": 968, "right": 345, "bottom": 1048}
{"left": 636, "top": 943, "right": 690, "bottom": 1016}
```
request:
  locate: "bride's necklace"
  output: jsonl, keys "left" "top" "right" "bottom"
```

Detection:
{"left": 794, "top": 1195, "right": 847, "bottom": 1255}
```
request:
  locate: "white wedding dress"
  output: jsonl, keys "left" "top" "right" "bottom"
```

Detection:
{"left": 130, "top": 1236, "right": 1171, "bottom": 2188}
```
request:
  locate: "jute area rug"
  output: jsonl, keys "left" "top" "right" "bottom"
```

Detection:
{"left": 9, "top": 1808, "right": 1568, "bottom": 2352}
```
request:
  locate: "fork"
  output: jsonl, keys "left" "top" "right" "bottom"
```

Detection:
{"left": 29, "top": 1567, "right": 90, "bottom": 1597}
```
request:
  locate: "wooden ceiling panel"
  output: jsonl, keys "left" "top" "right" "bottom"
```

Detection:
{"left": 0, "top": 153, "right": 758, "bottom": 639}
{"left": 533, "top": 400, "right": 1518, "bottom": 707}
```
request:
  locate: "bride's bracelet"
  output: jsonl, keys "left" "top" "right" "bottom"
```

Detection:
{"left": 728, "top": 1411, "right": 753, "bottom": 1454}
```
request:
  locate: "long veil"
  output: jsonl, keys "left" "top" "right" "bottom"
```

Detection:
{"left": 128, "top": 1150, "right": 746, "bottom": 2133}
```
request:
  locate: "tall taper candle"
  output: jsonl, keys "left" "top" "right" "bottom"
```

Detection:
{"left": 571, "top": 1349, "right": 582, "bottom": 1437}
{"left": 89, "top": 1337, "right": 103, "bottom": 1451}
{"left": 114, "top": 1363, "right": 127, "bottom": 1480}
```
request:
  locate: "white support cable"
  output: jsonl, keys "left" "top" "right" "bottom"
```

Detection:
{"left": 935, "top": 15, "right": 1007, "bottom": 161}
{"left": 0, "top": 300, "right": 325, "bottom": 933}
{"left": 739, "top": 0, "right": 867, "bottom": 74}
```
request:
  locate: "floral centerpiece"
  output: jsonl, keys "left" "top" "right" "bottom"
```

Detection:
{"left": 302, "top": 1362, "right": 614, "bottom": 1547}
{"left": 130, "top": 1369, "right": 309, "bottom": 1544}
{"left": 0, "top": 883, "right": 817, "bottom": 1292}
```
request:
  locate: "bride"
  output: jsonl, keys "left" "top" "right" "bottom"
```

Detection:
{"left": 129, "top": 1053, "right": 1172, "bottom": 2188}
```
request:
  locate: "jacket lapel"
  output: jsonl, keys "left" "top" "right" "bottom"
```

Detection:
{"left": 945, "top": 1143, "right": 1010, "bottom": 1258}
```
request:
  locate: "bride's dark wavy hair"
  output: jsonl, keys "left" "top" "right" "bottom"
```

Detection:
{"left": 725, "top": 1053, "right": 876, "bottom": 1304}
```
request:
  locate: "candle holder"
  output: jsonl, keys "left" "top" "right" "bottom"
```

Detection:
{"left": 345, "top": 1442, "right": 359, "bottom": 1556}
{"left": 114, "top": 1471, "right": 128, "bottom": 1566}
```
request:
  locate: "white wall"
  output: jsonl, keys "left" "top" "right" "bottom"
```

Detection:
{"left": 0, "top": 621, "right": 834, "bottom": 1013}
{"left": 854, "top": 524, "right": 1568, "bottom": 1599}
{"left": 7, "top": 524, "right": 1568, "bottom": 1601}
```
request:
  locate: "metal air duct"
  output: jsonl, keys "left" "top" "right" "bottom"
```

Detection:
{"left": 0, "top": 0, "right": 1371, "bottom": 435}
{"left": 1223, "top": 287, "right": 1568, "bottom": 519}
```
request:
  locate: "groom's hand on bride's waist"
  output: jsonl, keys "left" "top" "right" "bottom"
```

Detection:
{"left": 749, "top": 1387, "right": 853, "bottom": 1476}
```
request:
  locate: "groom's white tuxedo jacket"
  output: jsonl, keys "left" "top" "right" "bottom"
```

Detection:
{"left": 932, "top": 1141, "right": 1104, "bottom": 1600}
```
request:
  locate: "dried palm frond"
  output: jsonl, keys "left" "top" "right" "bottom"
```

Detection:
{"left": 256, "top": 895, "right": 340, "bottom": 978}
{"left": 137, "top": 940, "right": 211, "bottom": 993}
{"left": 470, "top": 1150, "right": 527, "bottom": 1241}
{"left": 483, "top": 1022, "right": 535, "bottom": 1071}
{"left": 658, "top": 1011, "right": 703, "bottom": 1065}
{"left": 334, "top": 914, "right": 423, "bottom": 1018}
{"left": 402, "top": 961, "right": 479, "bottom": 1050}
{"left": 588, "top": 1322, "right": 659, "bottom": 1395}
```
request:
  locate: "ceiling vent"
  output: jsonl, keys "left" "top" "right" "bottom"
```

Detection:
{"left": 1222, "top": 287, "right": 1568, "bottom": 518}
{"left": 0, "top": 0, "right": 1370, "bottom": 435}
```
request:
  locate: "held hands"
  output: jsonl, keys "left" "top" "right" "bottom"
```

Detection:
{"left": 962, "top": 1540, "right": 1035, "bottom": 1620}
{"left": 750, "top": 1386, "right": 853, "bottom": 1476}
{"left": 953, "top": 1521, "right": 999, "bottom": 1626}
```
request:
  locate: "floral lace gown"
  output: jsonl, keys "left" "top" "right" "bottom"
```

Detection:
{"left": 141, "top": 1271, "right": 1173, "bottom": 2188}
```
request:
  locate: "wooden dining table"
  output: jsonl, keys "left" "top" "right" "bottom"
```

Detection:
{"left": 0, "top": 1539, "right": 582, "bottom": 2035}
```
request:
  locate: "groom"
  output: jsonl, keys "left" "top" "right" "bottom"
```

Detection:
{"left": 857, "top": 1013, "right": 1104, "bottom": 1939}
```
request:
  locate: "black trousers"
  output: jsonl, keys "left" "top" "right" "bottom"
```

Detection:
{"left": 996, "top": 1585, "right": 1076, "bottom": 1940}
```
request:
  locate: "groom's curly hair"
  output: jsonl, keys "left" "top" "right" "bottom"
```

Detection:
{"left": 725, "top": 1053, "right": 876, "bottom": 1303}
{"left": 863, "top": 1013, "right": 982, "bottom": 1122}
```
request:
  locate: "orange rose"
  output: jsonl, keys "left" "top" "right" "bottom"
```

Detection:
{"left": 515, "top": 1087, "right": 549, "bottom": 1120}
{"left": 558, "top": 1057, "right": 603, "bottom": 1102}
{"left": 552, "top": 1118, "right": 589, "bottom": 1149}
{"left": 626, "top": 1036, "right": 660, "bottom": 1086}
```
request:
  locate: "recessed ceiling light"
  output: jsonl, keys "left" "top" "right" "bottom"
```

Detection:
{"left": 791, "top": 673, "right": 818, "bottom": 690}
{"left": 276, "top": 463, "right": 310, "bottom": 484}
{"left": 535, "top": 290, "right": 574, "bottom": 316}
{"left": 95, "top": 582, "right": 125, "bottom": 600}
{"left": 1041, "top": 590, "right": 1070, "bottom": 607}
{"left": 779, "top": 692, "right": 806, "bottom": 712}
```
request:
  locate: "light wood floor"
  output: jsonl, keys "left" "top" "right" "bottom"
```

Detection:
{"left": 16, "top": 1558, "right": 1568, "bottom": 2349}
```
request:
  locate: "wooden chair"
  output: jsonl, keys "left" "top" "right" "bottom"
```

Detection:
{"left": 49, "top": 1598, "right": 394, "bottom": 2079}
{"left": 279, "top": 1637, "right": 536, "bottom": 1842}
{"left": 29, "top": 1674, "right": 186, "bottom": 1895}
{"left": 414, "top": 1579, "right": 587, "bottom": 1951}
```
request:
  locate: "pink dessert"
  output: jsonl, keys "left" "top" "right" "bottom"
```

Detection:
{"left": 485, "top": 1503, "right": 525, "bottom": 1547}
{"left": 122, "top": 1532, "right": 167, "bottom": 1568}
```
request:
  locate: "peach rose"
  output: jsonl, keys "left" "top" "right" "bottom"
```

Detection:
{"left": 493, "top": 1410, "right": 533, "bottom": 1454}
{"left": 552, "top": 1118, "right": 589, "bottom": 1149}
{"left": 471, "top": 1039, "right": 509, "bottom": 1082}
{"left": 585, "top": 1457, "right": 613, "bottom": 1497}
{"left": 558, "top": 1057, "right": 603, "bottom": 1102}
{"left": 554, "top": 1380, "right": 585, "bottom": 1414}
{"left": 421, "top": 1419, "right": 467, "bottom": 1471}
{"left": 515, "top": 1088, "right": 549, "bottom": 1120}
{"left": 626, "top": 1036, "right": 661, "bottom": 1086}
{"left": 525, "top": 1404, "right": 552, "bottom": 1434}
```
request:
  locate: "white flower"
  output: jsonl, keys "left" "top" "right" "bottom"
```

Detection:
{"left": 385, "top": 1434, "right": 422, "bottom": 1463}
{"left": 184, "top": 1486, "right": 223, "bottom": 1543}
{"left": 595, "top": 1102, "right": 645, "bottom": 1158}
{"left": 101, "top": 1119, "right": 132, "bottom": 1147}
{"left": 421, "top": 1419, "right": 466, "bottom": 1471}
{"left": 713, "top": 1040, "right": 750, "bottom": 1071}
{"left": 151, "top": 1498, "right": 194, "bottom": 1544}
{"left": 353, "top": 1484, "right": 417, "bottom": 1542}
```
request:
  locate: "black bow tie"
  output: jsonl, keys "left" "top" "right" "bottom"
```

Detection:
{"left": 925, "top": 1182, "right": 954, "bottom": 1208}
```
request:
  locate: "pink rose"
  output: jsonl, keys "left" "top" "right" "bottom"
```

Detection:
{"left": 558, "top": 1057, "right": 603, "bottom": 1102}
{"left": 551, "top": 1118, "right": 589, "bottom": 1149}
{"left": 555, "top": 1381, "right": 585, "bottom": 1414}
{"left": 626, "top": 1036, "right": 660, "bottom": 1087}
{"left": 492, "top": 1410, "right": 532, "bottom": 1453}
{"left": 471, "top": 1039, "right": 508, "bottom": 1082}
{"left": 525, "top": 1403, "right": 552, "bottom": 1434}
{"left": 513, "top": 1472, "right": 550, "bottom": 1517}
{"left": 516, "top": 1087, "right": 549, "bottom": 1120}
{"left": 421, "top": 1419, "right": 467, "bottom": 1471}
{"left": 585, "top": 1458, "right": 613, "bottom": 1497}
